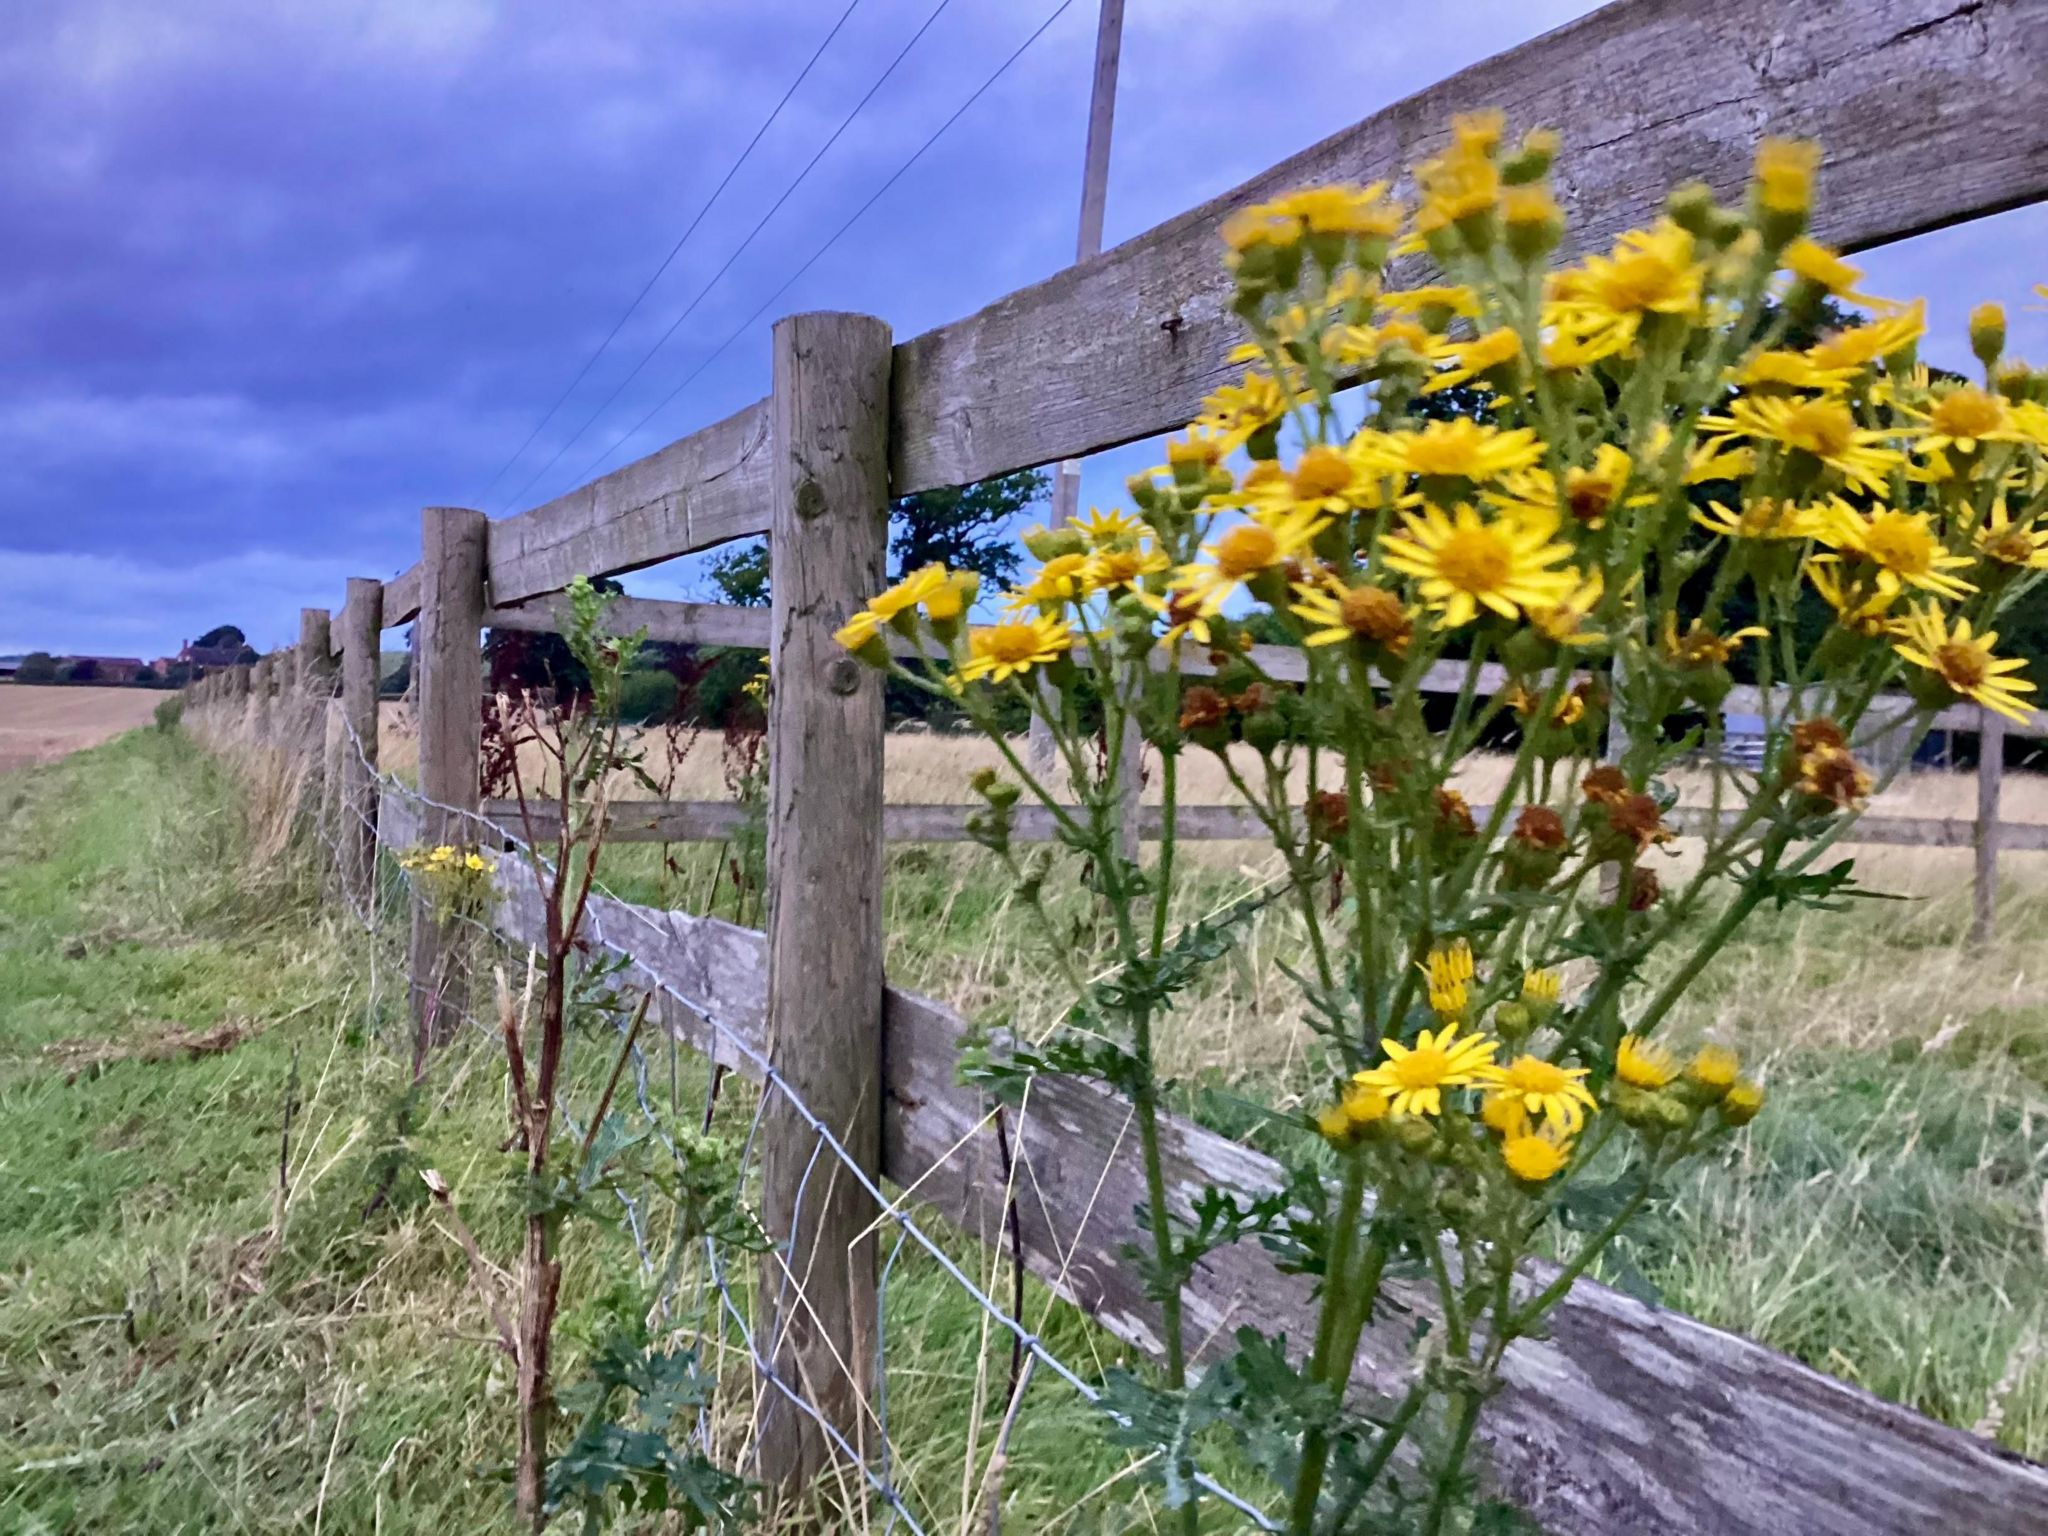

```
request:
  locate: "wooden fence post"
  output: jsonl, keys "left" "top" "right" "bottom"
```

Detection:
{"left": 298, "top": 607, "right": 334, "bottom": 799}
{"left": 339, "top": 578, "right": 385, "bottom": 908}
{"left": 251, "top": 653, "right": 276, "bottom": 741}
{"left": 408, "top": 506, "right": 488, "bottom": 1055}
{"left": 1972, "top": 707, "right": 2005, "bottom": 946}
{"left": 757, "top": 311, "right": 892, "bottom": 1491}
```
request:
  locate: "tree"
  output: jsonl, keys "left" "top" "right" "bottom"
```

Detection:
{"left": 195, "top": 624, "right": 246, "bottom": 649}
{"left": 131, "top": 663, "right": 161, "bottom": 687}
{"left": 16, "top": 652, "right": 57, "bottom": 684}
{"left": 485, "top": 577, "right": 624, "bottom": 698}
{"left": 705, "top": 469, "right": 1047, "bottom": 610}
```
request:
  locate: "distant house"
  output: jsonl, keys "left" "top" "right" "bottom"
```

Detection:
{"left": 62, "top": 656, "right": 147, "bottom": 684}
{"left": 0, "top": 655, "right": 20, "bottom": 681}
{"left": 176, "top": 638, "right": 252, "bottom": 676}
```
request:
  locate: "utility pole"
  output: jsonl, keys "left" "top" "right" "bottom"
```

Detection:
{"left": 1033, "top": 0, "right": 1126, "bottom": 773}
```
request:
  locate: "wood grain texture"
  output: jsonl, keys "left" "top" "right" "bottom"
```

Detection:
{"left": 486, "top": 593, "right": 771, "bottom": 651}
{"left": 339, "top": 578, "right": 384, "bottom": 906}
{"left": 891, "top": 0, "right": 2047, "bottom": 494}
{"left": 408, "top": 506, "right": 488, "bottom": 1051}
{"left": 757, "top": 311, "right": 895, "bottom": 1488}
{"left": 486, "top": 397, "right": 772, "bottom": 607}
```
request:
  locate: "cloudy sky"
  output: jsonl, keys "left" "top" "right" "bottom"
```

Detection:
{"left": 3, "top": 0, "right": 2043, "bottom": 658}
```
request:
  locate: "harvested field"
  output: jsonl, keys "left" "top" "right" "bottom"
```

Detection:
{"left": 0, "top": 685, "right": 165, "bottom": 775}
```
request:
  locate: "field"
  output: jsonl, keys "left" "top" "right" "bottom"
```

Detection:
{"left": 2, "top": 722, "right": 2046, "bottom": 1531}
{"left": 0, "top": 684, "right": 166, "bottom": 774}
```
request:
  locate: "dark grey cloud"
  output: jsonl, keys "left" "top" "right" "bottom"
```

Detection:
{"left": 4, "top": 0, "right": 2037, "bottom": 653}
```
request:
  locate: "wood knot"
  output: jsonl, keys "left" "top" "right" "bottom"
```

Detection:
{"left": 825, "top": 656, "right": 862, "bottom": 696}
{"left": 795, "top": 479, "right": 828, "bottom": 521}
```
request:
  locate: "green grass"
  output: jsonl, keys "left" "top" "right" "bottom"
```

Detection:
{"left": 0, "top": 733, "right": 1263, "bottom": 1533}
{"left": 6, "top": 732, "right": 2045, "bottom": 1536}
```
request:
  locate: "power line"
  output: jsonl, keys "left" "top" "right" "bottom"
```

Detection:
{"left": 474, "top": 0, "right": 869, "bottom": 508}
{"left": 554, "top": 0, "right": 1080, "bottom": 501}
{"left": 498, "top": 0, "right": 964, "bottom": 515}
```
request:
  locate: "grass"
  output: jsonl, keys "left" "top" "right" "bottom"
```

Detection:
{"left": 0, "top": 730, "right": 1257, "bottom": 1533}
{"left": 4, "top": 723, "right": 2046, "bottom": 1535}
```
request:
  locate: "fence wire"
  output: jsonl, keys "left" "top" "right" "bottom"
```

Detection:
{"left": 195, "top": 692, "right": 1280, "bottom": 1533}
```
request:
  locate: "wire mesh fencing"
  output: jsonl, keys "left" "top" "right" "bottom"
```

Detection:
{"left": 222, "top": 698, "right": 1286, "bottom": 1534}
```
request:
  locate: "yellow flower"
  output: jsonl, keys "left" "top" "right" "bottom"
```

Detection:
{"left": 1481, "top": 1092, "right": 1531, "bottom": 1137}
{"left": 1086, "top": 543, "right": 1171, "bottom": 592}
{"left": 1267, "top": 182, "right": 1404, "bottom": 240}
{"left": 1975, "top": 498, "right": 2048, "bottom": 570}
{"left": 1007, "top": 553, "right": 1096, "bottom": 611}
{"left": 868, "top": 565, "right": 948, "bottom": 621}
{"left": 1501, "top": 1125, "right": 1572, "bottom": 1184}
{"left": 1381, "top": 502, "right": 1578, "bottom": 628}
{"left": 1916, "top": 385, "right": 2035, "bottom": 456}
{"left": 1361, "top": 418, "right": 1546, "bottom": 487}
{"left": 835, "top": 608, "right": 888, "bottom": 655}
{"left": 1486, "top": 1054, "right": 1598, "bottom": 1135}
{"left": 1814, "top": 502, "right": 1977, "bottom": 602}
{"left": 1661, "top": 615, "right": 1767, "bottom": 668}
{"left": 1808, "top": 302, "right": 1925, "bottom": 373}
{"left": 1527, "top": 569, "right": 1606, "bottom": 647}
{"left": 1173, "top": 505, "right": 1327, "bottom": 616}
{"left": 1734, "top": 348, "right": 1860, "bottom": 394}
{"left": 1890, "top": 604, "right": 2038, "bottom": 722}
{"left": 1722, "top": 1079, "right": 1766, "bottom": 1127}
{"left": 1380, "top": 284, "right": 1483, "bottom": 322}
{"left": 1703, "top": 395, "right": 1903, "bottom": 494}
{"left": 1422, "top": 325, "right": 1523, "bottom": 395}
{"left": 1071, "top": 507, "right": 1146, "bottom": 546}
{"left": 1687, "top": 1044, "right": 1741, "bottom": 1098}
{"left": 958, "top": 615, "right": 1074, "bottom": 684}
{"left": 1692, "top": 496, "right": 1823, "bottom": 542}
{"left": 1414, "top": 133, "right": 1500, "bottom": 232}
{"left": 1615, "top": 1034, "right": 1677, "bottom": 1090}
{"left": 1805, "top": 559, "right": 1897, "bottom": 637}
{"left": 1545, "top": 221, "right": 1704, "bottom": 361}
{"left": 1753, "top": 137, "right": 1820, "bottom": 217}
{"left": 1521, "top": 969, "right": 1561, "bottom": 1008}
{"left": 923, "top": 569, "right": 980, "bottom": 623}
{"left": 1133, "top": 587, "right": 1213, "bottom": 648}
{"left": 1780, "top": 238, "right": 1884, "bottom": 305}
{"left": 1290, "top": 578, "right": 1413, "bottom": 652}
{"left": 1354, "top": 1021, "right": 1499, "bottom": 1118}
{"left": 1248, "top": 442, "right": 1380, "bottom": 517}
{"left": 1194, "top": 373, "right": 1292, "bottom": 454}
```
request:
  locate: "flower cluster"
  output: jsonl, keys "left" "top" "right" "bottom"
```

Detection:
{"left": 399, "top": 842, "right": 498, "bottom": 917}
{"left": 834, "top": 114, "right": 2043, "bottom": 1533}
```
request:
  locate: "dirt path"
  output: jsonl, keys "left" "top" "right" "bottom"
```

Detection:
{"left": 0, "top": 684, "right": 165, "bottom": 773}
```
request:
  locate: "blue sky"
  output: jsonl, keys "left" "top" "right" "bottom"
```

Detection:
{"left": 2, "top": 0, "right": 2043, "bottom": 657}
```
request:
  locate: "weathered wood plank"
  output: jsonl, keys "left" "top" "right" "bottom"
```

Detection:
{"left": 891, "top": 0, "right": 2048, "bottom": 494}
{"left": 486, "top": 593, "right": 771, "bottom": 650}
{"left": 1974, "top": 709, "right": 2007, "bottom": 944}
{"left": 478, "top": 798, "right": 1267, "bottom": 845}
{"left": 487, "top": 397, "right": 773, "bottom": 607}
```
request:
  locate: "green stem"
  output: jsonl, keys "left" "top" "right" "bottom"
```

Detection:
{"left": 1286, "top": 1157, "right": 1369, "bottom": 1534}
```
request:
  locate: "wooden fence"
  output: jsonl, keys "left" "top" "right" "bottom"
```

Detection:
{"left": 181, "top": 0, "right": 2048, "bottom": 1527}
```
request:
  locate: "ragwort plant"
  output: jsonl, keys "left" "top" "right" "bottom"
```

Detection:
{"left": 838, "top": 116, "right": 2047, "bottom": 1533}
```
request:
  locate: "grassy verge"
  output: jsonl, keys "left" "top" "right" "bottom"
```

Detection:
{"left": 0, "top": 732, "right": 1253, "bottom": 1533}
